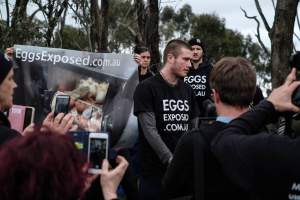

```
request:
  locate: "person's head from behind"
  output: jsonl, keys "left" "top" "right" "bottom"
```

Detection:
{"left": 134, "top": 46, "right": 151, "bottom": 69}
{"left": 0, "top": 130, "right": 86, "bottom": 200}
{"left": 0, "top": 52, "right": 17, "bottom": 111}
{"left": 163, "top": 39, "right": 192, "bottom": 78}
{"left": 210, "top": 57, "right": 256, "bottom": 109}
{"left": 188, "top": 38, "right": 205, "bottom": 62}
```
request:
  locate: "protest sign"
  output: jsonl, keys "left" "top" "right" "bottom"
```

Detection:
{"left": 13, "top": 45, "right": 139, "bottom": 147}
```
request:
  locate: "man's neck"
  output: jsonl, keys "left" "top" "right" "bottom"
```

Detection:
{"left": 216, "top": 103, "right": 249, "bottom": 119}
{"left": 191, "top": 58, "right": 203, "bottom": 69}
{"left": 160, "top": 68, "right": 178, "bottom": 85}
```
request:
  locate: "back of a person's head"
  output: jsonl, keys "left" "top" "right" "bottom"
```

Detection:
{"left": 0, "top": 131, "right": 85, "bottom": 200}
{"left": 210, "top": 56, "right": 256, "bottom": 108}
{"left": 163, "top": 39, "right": 191, "bottom": 64}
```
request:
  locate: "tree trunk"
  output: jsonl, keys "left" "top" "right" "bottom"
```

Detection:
{"left": 135, "top": 0, "right": 161, "bottom": 72}
{"left": 46, "top": 0, "right": 69, "bottom": 46}
{"left": 270, "top": 0, "right": 299, "bottom": 88}
{"left": 98, "top": 0, "right": 109, "bottom": 52}
{"left": 9, "top": 0, "right": 30, "bottom": 45}
{"left": 145, "top": 0, "right": 160, "bottom": 72}
{"left": 90, "top": 0, "right": 101, "bottom": 51}
{"left": 134, "top": 0, "right": 146, "bottom": 44}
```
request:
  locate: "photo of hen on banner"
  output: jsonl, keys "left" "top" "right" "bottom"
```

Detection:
{"left": 12, "top": 45, "right": 139, "bottom": 148}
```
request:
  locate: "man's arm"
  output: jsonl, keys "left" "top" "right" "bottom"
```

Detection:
{"left": 138, "top": 112, "right": 173, "bottom": 165}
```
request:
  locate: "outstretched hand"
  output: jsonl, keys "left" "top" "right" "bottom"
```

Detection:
{"left": 267, "top": 68, "right": 300, "bottom": 113}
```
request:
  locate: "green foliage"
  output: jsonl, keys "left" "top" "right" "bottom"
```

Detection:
{"left": 106, "top": 0, "right": 137, "bottom": 52}
{"left": 160, "top": 8, "right": 269, "bottom": 76}
{"left": 52, "top": 25, "right": 89, "bottom": 50}
{"left": 160, "top": 4, "right": 194, "bottom": 40}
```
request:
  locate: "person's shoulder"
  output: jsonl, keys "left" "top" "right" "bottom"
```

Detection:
{"left": 134, "top": 75, "right": 159, "bottom": 97}
{"left": 138, "top": 74, "right": 159, "bottom": 86}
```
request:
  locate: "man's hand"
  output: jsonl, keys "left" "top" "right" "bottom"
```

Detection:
{"left": 42, "top": 112, "right": 74, "bottom": 135}
{"left": 267, "top": 68, "right": 300, "bottom": 113}
{"left": 100, "top": 156, "right": 128, "bottom": 200}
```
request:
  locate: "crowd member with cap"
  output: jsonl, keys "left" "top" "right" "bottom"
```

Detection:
{"left": 184, "top": 38, "right": 213, "bottom": 117}
{"left": 0, "top": 51, "right": 75, "bottom": 145}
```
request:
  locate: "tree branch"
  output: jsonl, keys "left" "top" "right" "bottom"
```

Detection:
{"left": 241, "top": 7, "right": 270, "bottom": 56}
{"left": 5, "top": 0, "right": 9, "bottom": 27}
{"left": 271, "top": 0, "right": 276, "bottom": 10}
{"left": 254, "top": 0, "right": 271, "bottom": 32}
{"left": 29, "top": 8, "right": 43, "bottom": 22}
{"left": 294, "top": 32, "right": 300, "bottom": 43}
{"left": 297, "top": 11, "right": 300, "bottom": 34}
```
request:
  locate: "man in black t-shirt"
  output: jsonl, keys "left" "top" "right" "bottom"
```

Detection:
{"left": 133, "top": 39, "right": 199, "bottom": 200}
{"left": 184, "top": 38, "right": 213, "bottom": 117}
{"left": 163, "top": 57, "right": 257, "bottom": 200}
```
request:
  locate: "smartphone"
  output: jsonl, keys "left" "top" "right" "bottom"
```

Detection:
{"left": 23, "top": 106, "right": 35, "bottom": 130}
{"left": 88, "top": 132, "right": 109, "bottom": 174}
{"left": 54, "top": 95, "right": 70, "bottom": 116}
{"left": 7, "top": 105, "right": 35, "bottom": 133}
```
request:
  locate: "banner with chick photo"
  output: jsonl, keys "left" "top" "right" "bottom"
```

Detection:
{"left": 13, "top": 45, "right": 139, "bottom": 147}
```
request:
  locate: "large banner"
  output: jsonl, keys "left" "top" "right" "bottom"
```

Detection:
{"left": 13, "top": 45, "right": 139, "bottom": 147}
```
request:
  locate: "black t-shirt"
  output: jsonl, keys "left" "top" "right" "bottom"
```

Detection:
{"left": 133, "top": 74, "right": 199, "bottom": 177}
{"left": 138, "top": 66, "right": 153, "bottom": 82}
{"left": 184, "top": 60, "right": 213, "bottom": 115}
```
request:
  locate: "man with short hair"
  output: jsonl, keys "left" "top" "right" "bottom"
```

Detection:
{"left": 184, "top": 38, "right": 213, "bottom": 116}
{"left": 163, "top": 56, "right": 256, "bottom": 200}
{"left": 133, "top": 39, "right": 199, "bottom": 200}
{"left": 211, "top": 68, "right": 300, "bottom": 200}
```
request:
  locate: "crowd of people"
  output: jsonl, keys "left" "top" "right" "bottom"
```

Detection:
{"left": 1, "top": 36, "right": 300, "bottom": 200}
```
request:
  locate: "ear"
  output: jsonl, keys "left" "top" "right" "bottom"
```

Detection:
{"left": 212, "top": 89, "right": 220, "bottom": 104}
{"left": 167, "top": 53, "right": 175, "bottom": 64}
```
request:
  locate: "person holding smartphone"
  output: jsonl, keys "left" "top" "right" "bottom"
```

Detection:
{"left": 0, "top": 51, "right": 74, "bottom": 145}
{"left": 0, "top": 130, "right": 129, "bottom": 200}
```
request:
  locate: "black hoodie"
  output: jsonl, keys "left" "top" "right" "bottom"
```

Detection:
{"left": 184, "top": 59, "right": 213, "bottom": 115}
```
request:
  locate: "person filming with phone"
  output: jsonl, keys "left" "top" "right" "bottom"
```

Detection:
{"left": 0, "top": 51, "right": 74, "bottom": 145}
{"left": 212, "top": 64, "right": 300, "bottom": 199}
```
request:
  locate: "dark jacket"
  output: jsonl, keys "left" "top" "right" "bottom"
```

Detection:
{"left": 212, "top": 100, "right": 300, "bottom": 200}
{"left": 163, "top": 121, "right": 249, "bottom": 200}
{"left": 0, "top": 111, "right": 21, "bottom": 146}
